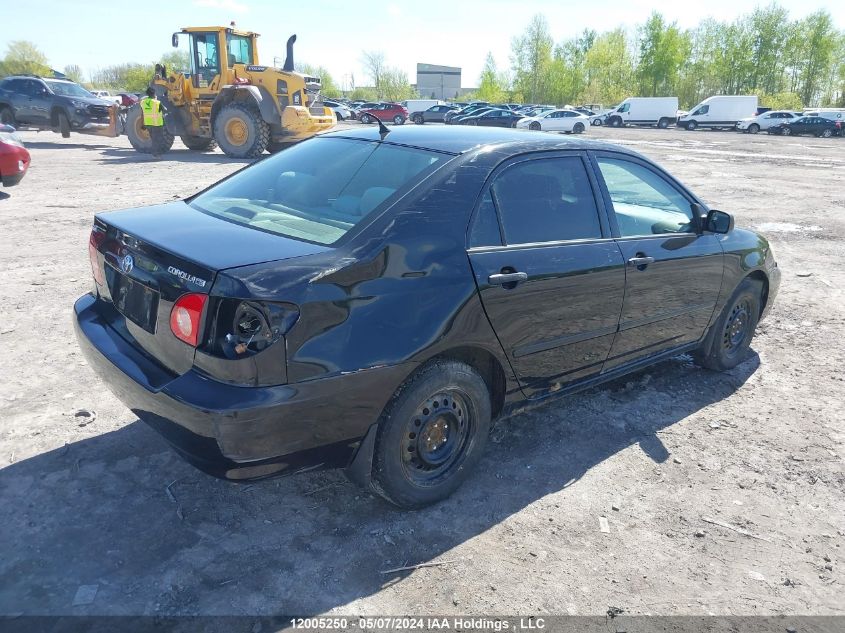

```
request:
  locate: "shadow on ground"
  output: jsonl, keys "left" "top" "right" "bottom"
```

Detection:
{"left": 0, "top": 353, "right": 759, "bottom": 615}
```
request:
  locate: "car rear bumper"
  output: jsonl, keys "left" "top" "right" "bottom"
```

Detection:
{"left": 74, "top": 293, "right": 408, "bottom": 481}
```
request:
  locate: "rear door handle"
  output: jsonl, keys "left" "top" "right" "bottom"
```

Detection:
{"left": 488, "top": 272, "right": 528, "bottom": 285}
{"left": 627, "top": 255, "right": 655, "bottom": 268}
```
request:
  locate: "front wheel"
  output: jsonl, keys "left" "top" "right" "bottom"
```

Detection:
{"left": 213, "top": 102, "right": 269, "bottom": 158}
{"left": 694, "top": 278, "right": 761, "bottom": 372}
{"left": 748, "top": 123, "right": 760, "bottom": 134}
{"left": 529, "top": 121, "right": 541, "bottom": 131}
{"left": 125, "top": 105, "right": 175, "bottom": 154}
{"left": 591, "top": 119, "right": 601, "bottom": 126}
{"left": 0, "top": 106, "right": 15, "bottom": 127}
{"left": 686, "top": 120, "right": 698, "bottom": 130}
{"left": 372, "top": 360, "right": 491, "bottom": 508}
{"left": 56, "top": 111, "right": 71, "bottom": 138}
{"left": 413, "top": 114, "right": 423, "bottom": 124}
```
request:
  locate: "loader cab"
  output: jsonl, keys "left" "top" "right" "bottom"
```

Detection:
{"left": 181, "top": 27, "right": 259, "bottom": 91}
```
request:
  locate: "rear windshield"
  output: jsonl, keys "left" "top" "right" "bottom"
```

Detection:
{"left": 190, "top": 138, "right": 451, "bottom": 245}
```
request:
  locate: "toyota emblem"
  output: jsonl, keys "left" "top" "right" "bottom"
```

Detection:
{"left": 120, "top": 254, "right": 134, "bottom": 274}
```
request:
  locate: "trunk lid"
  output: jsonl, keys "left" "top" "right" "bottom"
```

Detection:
{"left": 92, "top": 202, "right": 329, "bottom": 376}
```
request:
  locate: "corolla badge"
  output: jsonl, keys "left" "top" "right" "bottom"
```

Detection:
{"left": 119, "top": 254, "right": 134, "bottom": 274}
{"left": 167, "top": 265, "right": 207, "bottom": 287}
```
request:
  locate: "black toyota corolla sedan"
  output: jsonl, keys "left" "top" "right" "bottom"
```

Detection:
{"left": 75, "top": 126, "right": 780, "bottom": 508}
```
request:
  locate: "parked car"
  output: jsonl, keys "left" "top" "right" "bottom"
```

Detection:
{"left": 0, "top": 124, "right": 30, "bottom": 187}
{"left": 516, "top": 109, "right": 589, "bottom": 133}
{"left": 75, "top": 125, "right": 780, "bottom": 508}
{"left": 735, "top": 110, "right": 801, "bottom": 134}
{"left": 358, "top": 102, "right": 408, "bottom": 125}
{"left": 323, "top": 99, "right": 352, "bottom": 121}
{"left": 444, "top": 104, "right": 489, "bottom": 124}
{"left": 678, "top": 96, "right": 758, "bottom": 130}
{"left": 117, "top": 92, "right": 139, "bottom": 107}
{"left": 450, "top": 107, "right": 495, "bottom": 125}
{"left": 768, "top": 116, "right": 840, "bottom": 137}
{"left": 457, "top": 108, "right": 524, "bottom": 128}
{"left": 604, "top": 97, "right": 679, "bottom": 128}
{"left": 411, "top": 104, "right": 459, "bottom": 124}
{"left": 91, "top": 90, "right": 123, "bottom": 106}
{"left": 0, "top": 75, "right": 113, "bottom": 138}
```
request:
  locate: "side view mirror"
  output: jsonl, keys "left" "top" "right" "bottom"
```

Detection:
{"left": 705, "top": 209, "right": 734, "bottom": 234}
{"left": 172, "top": 32, "right": 179, "bottom": 48}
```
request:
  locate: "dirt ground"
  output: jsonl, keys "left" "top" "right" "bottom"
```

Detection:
{"left": 0, "top": 123, "right": 843, "bottom": 618}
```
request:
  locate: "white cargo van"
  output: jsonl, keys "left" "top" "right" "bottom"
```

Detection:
{"left": 604, "top": 97, "right": 679, "bottom": 128}
{"left": 678, "top": 96, "right": 758, "bottom": 130}
{"left": 803, "top": 108, "right": 845, "bottom": 123}
{"left": 402, "top": 99, "right": 443, "bottom": 114}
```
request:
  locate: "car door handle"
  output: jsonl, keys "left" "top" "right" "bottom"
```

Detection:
{"left": 488, "top": 272, "right": 528, "bottom": 285}
{"left": 627, "top": 255, "right": 655, "bottom": 268}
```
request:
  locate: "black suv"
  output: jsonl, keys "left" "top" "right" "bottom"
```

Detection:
{"left": 0, "top": 76, "right": 113, "bottom": 138}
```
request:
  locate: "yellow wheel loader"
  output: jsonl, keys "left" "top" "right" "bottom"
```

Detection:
{"left": 125, "top": 26, "right": 335, "bottom": 158}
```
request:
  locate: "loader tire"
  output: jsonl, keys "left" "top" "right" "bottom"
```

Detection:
{"left": 214, "top": 102, "right": 269, "bottom": 158}
{"left": 126, "top": 105, "right": 174, "bottom": 154}
{"left": 181, "top": 135, "right": 218, "bottom": 152}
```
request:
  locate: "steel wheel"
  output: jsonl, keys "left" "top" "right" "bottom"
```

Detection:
{"left": 722, "top": 299, "right": 751, "bottom": 358}
{"left": 401, "top": 391, "right": 473, "bottom": 485}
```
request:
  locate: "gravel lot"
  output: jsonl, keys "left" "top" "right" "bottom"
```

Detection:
{"left": 0, "top": 123, "right": 843, "bottom": 618}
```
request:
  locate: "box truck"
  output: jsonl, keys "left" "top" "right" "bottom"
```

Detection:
{"left": 402, "top": 99, "right": 444, "bottom": 114}
{"left": 604, "top": 97, "right": 679, "bottom": 128}
{"left": 678, "top": 96, "right": 758, "bottom": 130}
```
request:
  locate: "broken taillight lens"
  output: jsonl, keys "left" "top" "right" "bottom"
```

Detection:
{"left": 88, "top": 226, "right": 106, "bottom": 286}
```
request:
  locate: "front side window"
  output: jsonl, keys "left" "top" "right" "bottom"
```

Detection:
{"left": 490, "top": 157, "right": 602, "bottom": 245}
{"left": 190, "top": 138, "right": 450, "bottom": 245}
{"left": 693, "top": 105, "right": 710, "bottom": 115}
{"left": 227, "top": 35, "right": 253, "bottom": 65}
{"left": 596, "top": 157, "right": 694, "bottom": 237}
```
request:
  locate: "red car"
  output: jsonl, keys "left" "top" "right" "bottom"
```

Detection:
{"left": 117, "top": 93, "right": 139, "bottom": 107}
{"left": 0, "top": 124, "right": 30, "bottom": 187}
{"left": 357, "top": 102, "right": 408, "bottom": 125}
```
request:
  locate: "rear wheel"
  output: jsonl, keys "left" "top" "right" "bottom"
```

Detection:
{"left": 213, "top": 102, "right": 269, "bottom": 158}
{"left": 529, "top": 121, "right": 541, "bottom": 131}
{"left": 821, "top": 128, "right": 832, "bottom": 138}
{"left": 657, "top": 117, "right": 669, "bottom": 129}
{"left": 748, "top": 123, "right": 760, "bottom": 134}
{"left": 413, "top": 114, "right": 423, "bottom": 124}
{"left": 694, "top": 278, "right": 761, "bottom": 372}
{"left": 180, "top": 135, "right": 217, "bottom": 151}
{"left": 372, "top": 360, "right": 491, "bottom": 509}
{"left": 782, "top": 127, "right": 792, "bottom": 136}
{"left": 360, "top": 113, "right": 371, "bottom": 124}
{"left": 125, "top": 105, "right": 174, "bottom": 154}
{"left": 393, "top": 115, "right": 405, "bottom": 125}
{"left": 335, "top": 111, "right": 344, "bottom": 122}
{"left": 573, "top": 122, "right": 585, "bottom": 134}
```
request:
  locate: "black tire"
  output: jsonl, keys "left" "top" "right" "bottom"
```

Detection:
{"left": 413, "top": 114, "right": 423, "bottom": 124}
{"left": 335, "top": 111, "right": 343, "bottom": 122}
{"left": 0, "top": 105, "right": 15, "bottom": 127}
{"left": 686, "top": 120, "right": 698, "bottom": 131}
{"left": 181, "top": 135, "right": 217, "bottom": 151}
{"left": 694, "top": 279, "right": 762, "bottom": 372}
{"left": 125, "top": 105, "right": 174, "bottom": 154}
{"left": 657, "top": 117, "right": 669, "bottom": 129}
{"left": 529, "top": 121, "right": 541, "bottom": 131}
{"left": 573, "top": 122, "right": 585, "bottom": 134}
{"left": 213, "top": 102, "right": 269, "bottom": 158}
{"left": 371, "top": 360, "right": 491, "bottom": 509}
{"left": 393, "top": 115, "right": 405, "bottom": 125}
{"left": 821, "top": 128, "right": 832, "bottom": 138}
{"left": 610, "top": 117, "right": 622, "bottom": 128}
{"left": 748, "top": 123, "right": 760, "bottom": 134}
{"left": 57, "top": 110, "right": 71, "bottom": 138}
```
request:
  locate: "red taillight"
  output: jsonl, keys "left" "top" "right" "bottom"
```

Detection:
{"left": 170, "top": 293, "right": 208, "bottom": 347}
{"left": 88, "top": 227, "right": 106, "bottom": 286}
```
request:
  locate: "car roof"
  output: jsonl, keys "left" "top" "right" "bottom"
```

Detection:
{"left": 321, "top": 125, "right": 638, "bottom": 156}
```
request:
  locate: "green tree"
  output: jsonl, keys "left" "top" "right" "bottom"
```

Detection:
{"left": 361, "top": 50, "right": 386, "bottom": 96}
{"left": 748, "top": 4, "right": 790, "bottom": 94}
{"left": 794, "top": 10, "right": 839, "bottom": 105}
{"left": 636, "top": 12, "right": 691, "bottom": 96}
{"left": 159, "top": 50, "right": 191, "bottom": 74}
{"left": 0, "top": 40, "right": 51, "bottom": 78}
{"left": 511, "top": 14, "right": 554, "bottom": 103}
{"left": 583, "top": 29, "right": 635, "bottom": 105}
{"left": 477, "top": 52, "right": 507, "bottom": 102}
{"left": 379, "top": 67, "right": 416, "bottom": 101}
{"left": 760, "top": 92, "right": 803, "bottom": 109}
{"left": 63, "top": 64, "right": 85, "bottom": 83}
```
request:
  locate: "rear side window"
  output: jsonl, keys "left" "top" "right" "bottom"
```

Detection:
{"left": 490, "top": 157, "right": 603, "bottom": 245}
{"left": 190, "top": 138, "right": 450, "bottom": 245}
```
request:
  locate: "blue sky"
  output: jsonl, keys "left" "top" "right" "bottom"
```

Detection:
{"left": 2, "top": 0, "right": 842, "bottom": 89}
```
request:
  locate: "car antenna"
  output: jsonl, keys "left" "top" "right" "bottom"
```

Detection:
{"left": 369, "top": 113, "right": 391, "bottom": 139}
